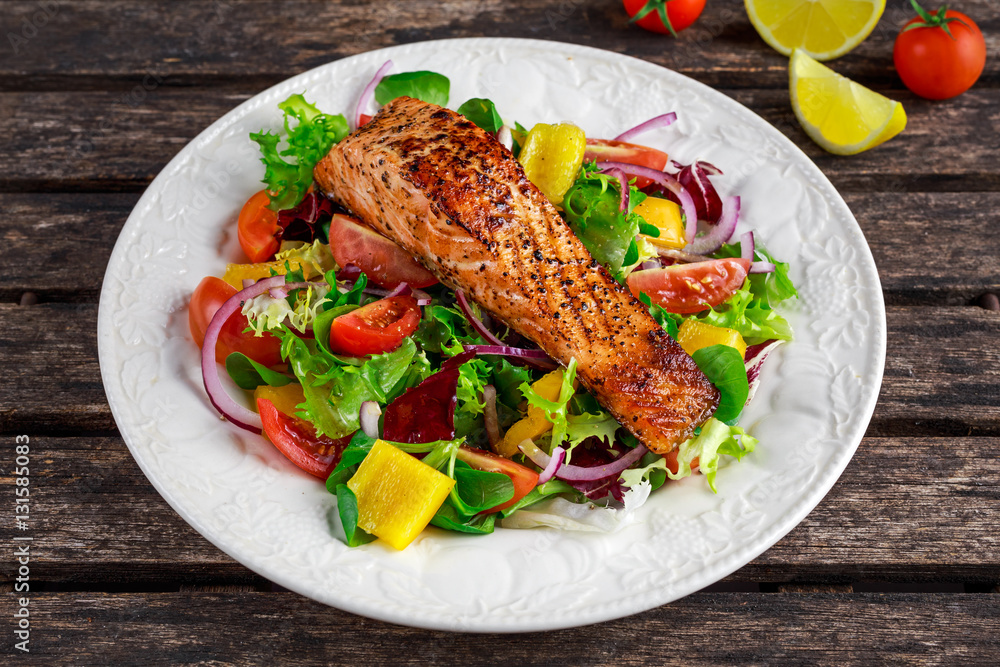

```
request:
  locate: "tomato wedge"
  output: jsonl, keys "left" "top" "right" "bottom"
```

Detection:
{"left": 456, "top": 446, "right": 539, "bottom": 514}
{"left": 626, "top": 258, "right": 751, "bottom": 314}
{"left": 237, "top": 190, "right": 281, "bottom": 263}
{"left": 328, "top": 213, "right": 438, "bottom": 289}
{"left": 257, "top": 397, "right": 351, "bottom": 479}
{"left": 328, "top": 295, "right": 421, "bottom": 356}
{"left": 583, "top": 139, "right": 669, "bottom": 188}
{"left": 189, "top": 276, "right": 282, "bottom": 366}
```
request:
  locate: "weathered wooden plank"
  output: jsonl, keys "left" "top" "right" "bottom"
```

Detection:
{"left": 2, "top": 304, "right": 996, "bottom": 434}
{"left": 1, "top": 436, "right": 998, "bottom": 584}
{"left": 3, "top": 191, "right": 996, "bottom": 306}
{"left": 1, "top": 0, "right": 997, "bottom": 90}
{"left": 8, "top": 591, "right": 999, "bottom": 663}
{"left": 1, "top": 90, "right": 998, "bottom": 193}
{"left": 0, "top": 193, "right": 137, "bottom": 303}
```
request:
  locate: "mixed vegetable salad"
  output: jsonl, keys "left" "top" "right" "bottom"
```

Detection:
{"left": 191, "top": 62, "right": 797, "bottom": 550}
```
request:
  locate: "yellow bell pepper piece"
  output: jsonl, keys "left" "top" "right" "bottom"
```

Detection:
{"left": 496, "top": 368, "right": 577, "bottom": 458}
{"left": 635, "top": 197, "right": 686, "bottom": 250}
{"left": 347, "top": 440, "right": 455, "bottom": 550}
{"left": 677, "top": 319, "right": 747, "bottom": 359}
{"left": 253, "top": 384, "right": 305, "bottom": 417}
{"left": 518, "top": 123, "right": 586, "bottom": 205}
{"left": 222, "top": 259, "right": 306, "bottom": 290}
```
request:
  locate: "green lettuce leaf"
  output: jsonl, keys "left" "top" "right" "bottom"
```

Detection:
{"left": 520, "top": 358, "right": 578, "bottom": 450}
{"left": 691, "top": 344, "right": 749, "bottom": 424}
{"left": 249, "top": 93, "right": 349, "bottom": 211}
{"left": 619, "top": 418, "right": 757, "bottom": 493}
{"left": 375, "top": 71, "right": 450, "bottom": 107}
{"left": 225, "top": 352, "right": 293, "bottom": 390}
{"left": 457, "top": 98, "right": 503, "bottom": 133}
{"left": 561, "top": 164, "right": 648, "bottom": 282}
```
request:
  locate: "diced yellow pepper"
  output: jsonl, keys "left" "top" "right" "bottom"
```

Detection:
{"left": 518, "top": 123, "right": 586, "bottom": 205}
{"left": 677, "top": 319, "right": 747, "bottom": 359}
{"left": 222, "top": 259, "right": 306, "bottom": 290}
{"left": 254, "top": 384, "right": 305, "bottom": 417}
{"left": 635, "top": 197, "right": 686, "bottom": 250}
{"left": 496, "top": 368, "right": 577, "bottom": 458}
{"left": 347, "top": 440, "right": 455, "bottom": 550}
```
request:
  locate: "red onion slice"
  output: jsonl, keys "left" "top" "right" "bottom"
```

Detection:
{"left": 482, "top": 384, "right": 500, "bottom": 449}
{"left": 685, "top": 196, "right": 740, "bottom": 255}
{"left": 518, "top": 439, "right": 648, "bottom": 482}
{"left": 613, "top": 112, "right": 677, "bottom": 143}
{"left": 359, "top": 401, "right": 381, "bottom": 439}
{"left": 595, "top": 161, "right": 699, "bottom": 244}
{"left": 749, "top": 261, "right": 776, "bottom": 274}
{"left": 497, "top": 125, "right": 513, "bottom": 151}
{"left": 462, "top": 344, "right": 553, "bottom": 360}
{"left": 353, "top": 59, "right": 393, "bottom": 130}
{"left": 201, "top": 276, "right": 314, "bottom": 433}
{"left": 599, "top": 166, "right": 630, "bottom": 213}
{"left": 386, "top": 282, "right": 410, "bottom": 298}
{"left": 639, "top": 259, "right": 661, "bottom": 271}
{"left": 740, "top": 230, "right": 755, "bottom": 263}
{"left": 455, "top": 289, "right": 505, "bottom": 346}
{"left": 537, "top": 446, "right": 566, "bottom": 484}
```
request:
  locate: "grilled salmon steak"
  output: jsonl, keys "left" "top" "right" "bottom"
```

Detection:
{"left": 314, "top": 96, "right": 719, "bottom": 454}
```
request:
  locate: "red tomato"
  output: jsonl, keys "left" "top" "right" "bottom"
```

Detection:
{"left": 328, "top": 214, "right": 438, "bottom": 289}
{"left": 894, "top": 7, "right": 985, "bottom": 100}
{"left": 189, "top": 276, "right": 283, "bottom": 366}
{"left": 583, "top": 139, "right": 669, "bottom": 188}
{"left": 238, "top": 190, "right": 281, "bottom": 263}
{"left": 624, "top": 0, "right": 706, "bottom": 36}
{"left": 358, "top": 113, "right": 373, "bottom": 127}
{"left": 328, "top": 295, "right": 422, "bottom": 356}
{"left": 456, "top": 446, "right": 540, "bottom": 514}
{"left": 626, "top": 258, "right": 751, "bottom": 314}
{"left": 257, "top": 398, "right": 351, "bottom": 479}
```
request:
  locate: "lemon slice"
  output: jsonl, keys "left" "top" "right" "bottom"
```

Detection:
{"left": 746, "top": 0, "right": 885, "bottom": 60}
{"left": 790, "top": 50, "right": 906, "bottom": 155}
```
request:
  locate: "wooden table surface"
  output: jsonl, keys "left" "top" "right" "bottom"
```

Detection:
{"left": 2, "top": 0, "right": 999, "bottom": 663}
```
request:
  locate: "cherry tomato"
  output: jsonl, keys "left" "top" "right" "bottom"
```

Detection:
{"left": 583, "top": 139, "right": 669, "bottom": 188}
{"left": 328, "top": 214, "right": 438, "bottom": 289}
{"left": 626, "top": 258, "right": 751, "bottom": 314}
{"left": 456, "top": 446, "right": 540, "bottom": 514}
{"left": 328, "top": 295, "right": 422, "bottom": 356}
{"left": 238, "top": 190, "right": 280, "bottom": 263}
{"left": 189, "top": 276, "right": 283, "bottom": 366}
{"left": 624, "top": 0, "right": 706, "bottom": 36}
{"left": 257, "top": 397, "right": 351, "bottom": 479}
{"left": 894, "top": 6, "right": 986, "bottom": 100}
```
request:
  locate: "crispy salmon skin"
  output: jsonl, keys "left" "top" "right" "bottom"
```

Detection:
{"left": 313, "top": 96, "right": 719, "bottom": 454}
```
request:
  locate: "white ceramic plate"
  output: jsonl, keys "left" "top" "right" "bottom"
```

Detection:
{"left": 98, "top": 38, "right": 885, "bottom": 632}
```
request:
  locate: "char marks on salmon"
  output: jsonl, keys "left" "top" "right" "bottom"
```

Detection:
{"left": 313, "top": 96, "right": 719, "bottom": 454}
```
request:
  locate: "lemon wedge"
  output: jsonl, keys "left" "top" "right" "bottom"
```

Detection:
{"left": 746, "top": 0, "right": 885, "bottom": 60}
{"left": 790, "top": 49, "right": 906, "bottom": 155}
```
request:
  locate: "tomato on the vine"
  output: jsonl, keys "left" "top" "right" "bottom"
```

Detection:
{"left": 894, "top": 1, "right": 985, "bottom": 100}
{"left": 189, "top": 276, "right": 283, "bottom": 366}
{"left": 624, "top": 0, "right": 706, "bottom": 36}
{"left": 328, "top": 295, "right": 422, "bottom": 357}
{"left": 626, "top": 258, "right": 751, "bottom": 314}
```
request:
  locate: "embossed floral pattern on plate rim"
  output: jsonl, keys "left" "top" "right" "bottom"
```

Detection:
{"left": 98, "top": 38, "right": 886, "bottom": 632}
